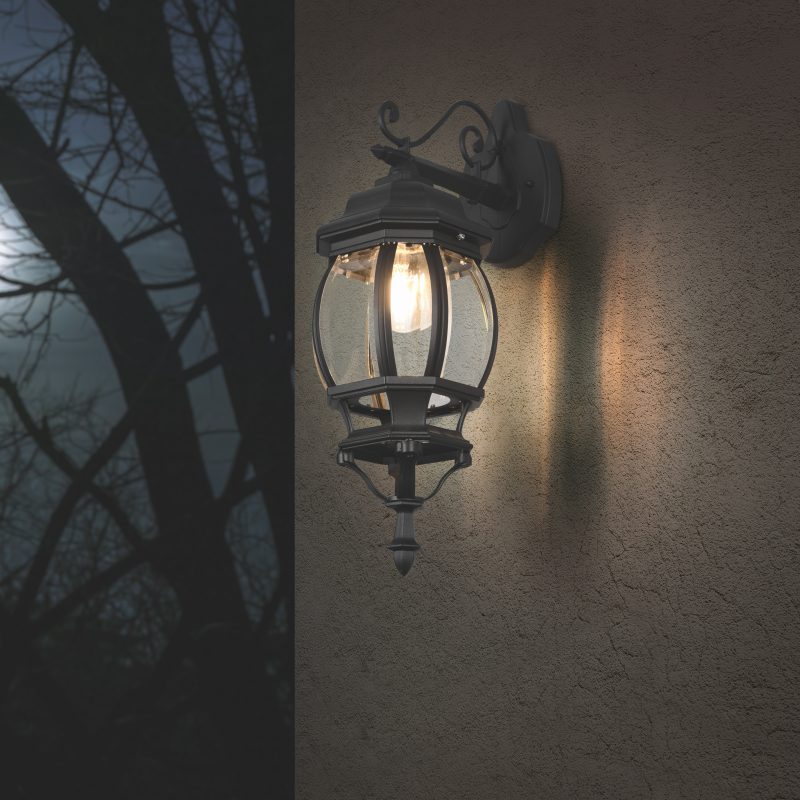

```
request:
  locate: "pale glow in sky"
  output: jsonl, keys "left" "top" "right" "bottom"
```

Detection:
{"left": 0, "top": 3, "right": 260, "bottom": 495}
{"left": 0, "top": 204, "right": 21, "bottom": 270}
{"left": 0, "top": 196, "right": 241, "bottom": 494}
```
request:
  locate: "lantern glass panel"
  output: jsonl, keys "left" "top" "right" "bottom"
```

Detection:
{"left": 440, "top": 248, "right": 495, "bottom": 388}
{"left": 317, "top": 246, "right": 379, "bottom": 386}
{"left": 316, "top": 243, "right": 495, "bottom": 409}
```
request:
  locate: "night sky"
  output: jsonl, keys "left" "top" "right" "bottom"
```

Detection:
{"left": 0, "top": 0, "right": 246, "bottom": 495}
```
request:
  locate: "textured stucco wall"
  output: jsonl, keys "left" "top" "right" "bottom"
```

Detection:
{"left": 295, "top": 2, "right": 800, "bottom": 797}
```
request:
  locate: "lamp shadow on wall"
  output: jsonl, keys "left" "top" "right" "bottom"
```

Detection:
{"left": 498, "top": 211, "right": 608, "bottom": 559}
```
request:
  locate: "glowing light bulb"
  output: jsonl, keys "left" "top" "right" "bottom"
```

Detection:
{"left": 390, "top": 245, "right": 432, "bottom": 333}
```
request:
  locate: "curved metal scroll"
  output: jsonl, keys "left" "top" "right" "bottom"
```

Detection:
{"left": 338, "top": 450, "right": 471, "bottom": 505}
{"left": 378, "top": 99, "right": 499, "bottom": 169}
{"left": 420, "top": 453, "right": 471, "bottom": 503}
{"left": 337, "top": 454, "right": 390, "bottom": 503}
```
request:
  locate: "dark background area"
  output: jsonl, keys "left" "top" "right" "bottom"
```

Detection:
{"left": 0, "top": 1, "right": 292, "bottom": 797}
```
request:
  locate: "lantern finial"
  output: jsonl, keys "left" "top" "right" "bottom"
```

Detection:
{"left": 387, "top": 506, "right": 420, "bottom": 576}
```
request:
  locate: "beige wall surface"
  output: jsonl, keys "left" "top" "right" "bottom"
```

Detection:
{"left": 296, "top": 1, "right": 800, "bottom": 797}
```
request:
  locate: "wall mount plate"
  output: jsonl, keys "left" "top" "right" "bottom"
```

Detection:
{"left": 463, "top": 100, "right": 562, "bottom": 268}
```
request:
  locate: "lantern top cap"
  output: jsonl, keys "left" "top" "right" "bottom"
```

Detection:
{"left": 316, "top": 172, "right": 492, "bottom": 261}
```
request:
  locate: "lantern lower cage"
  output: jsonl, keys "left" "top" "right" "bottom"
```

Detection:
{"left": 326, "top": 376, "right": 484, "bottom": 575}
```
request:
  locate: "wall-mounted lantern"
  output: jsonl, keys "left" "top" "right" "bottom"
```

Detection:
{"left": 313, "top": 99, "right": 561, "bottom": 574}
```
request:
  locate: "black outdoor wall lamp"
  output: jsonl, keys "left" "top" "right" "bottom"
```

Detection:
{"left": 313, "top": 99, "right": 561, "bottom": 574}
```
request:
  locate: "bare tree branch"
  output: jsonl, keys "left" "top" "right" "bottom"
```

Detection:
{"left": 182, "top": 0, "right": 267, "bottom": 267}
{"left": 49, "top": 38, "right": 80, "bottom": 151}
{"left": 30, "top": 550, "right": 143, "bottom": 635}
{"left": 1, "top": 35, "right": 73, "bottom": 90}
{"left": 0, "top": 375, "right": 150, "bottom": 622}
{"left": 118, "top": 218, "right": 179, "bottom": 249}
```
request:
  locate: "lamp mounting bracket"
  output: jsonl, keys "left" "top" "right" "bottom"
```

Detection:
{"left": 378, "top": 99, "right": 500, "bottom": 168}
{"left": 373, "top": 99, "right": 561, "bottom": 268}
{"left": 370, "top": 145, "right": 513, "bottom": 212}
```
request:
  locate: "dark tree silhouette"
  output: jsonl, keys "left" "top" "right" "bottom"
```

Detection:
{"left": 0, "top": 1, "right": 292, "bottom": 797}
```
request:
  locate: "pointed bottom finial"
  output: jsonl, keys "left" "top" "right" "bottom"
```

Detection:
{"left": 391, "top": 546, "right": 417, "bottom": 576}
{"left": 386, "top": 506, "right": 421, "bottom": 576}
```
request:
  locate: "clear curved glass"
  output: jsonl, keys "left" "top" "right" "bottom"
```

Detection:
{"left": 439, "top": 248, "right": 495, "bottom": 388}
{"left": 316, "top": 246, "right": 379, "bottom": 386}
{"left": 315, "top": 244, "right": 495, "bottom": 409}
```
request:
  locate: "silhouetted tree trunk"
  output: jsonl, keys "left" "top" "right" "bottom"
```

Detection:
{"left": 46, "top": 0, "right": 294, "bottom": 608}
{"left": 235, "top": 0, "right": 294, "bottom": 342}
{"left": 0, "top": 88, "right": 286, "bottom": 798}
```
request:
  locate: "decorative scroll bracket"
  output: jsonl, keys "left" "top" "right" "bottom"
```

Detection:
{"left": 463, "top": 100, "right": 561, "bottom": 267}
{"left": 378, "top": 99, "right": 499, "bottom": 169}
{"left": 374, "top": 99, "right": 562, "bottom": 268}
